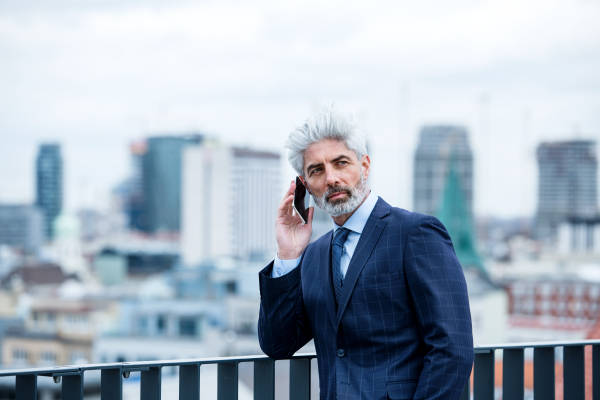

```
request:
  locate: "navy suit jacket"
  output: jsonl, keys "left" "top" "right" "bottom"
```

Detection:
{"left": 258, "top": 198, "right": 474, "bottom": 400}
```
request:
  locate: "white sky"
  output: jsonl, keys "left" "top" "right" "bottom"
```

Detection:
{"left": 1, "top": 0, "right": 599, "bottom": 218}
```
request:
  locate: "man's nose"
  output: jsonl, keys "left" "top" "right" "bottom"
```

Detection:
{"left": 324, "top": 167, "right": 339, "bottom": 187}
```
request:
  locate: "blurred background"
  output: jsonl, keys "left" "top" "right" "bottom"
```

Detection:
{"left": 0, "top": 0, "right": 599, "bottom": 398}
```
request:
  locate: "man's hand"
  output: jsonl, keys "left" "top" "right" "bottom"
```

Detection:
{"left": 276, "top": 180, "right": 314, "bottom": 260}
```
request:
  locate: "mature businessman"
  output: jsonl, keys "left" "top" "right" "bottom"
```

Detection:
{"left": 258, "top": 106, "right": 474, "bottom": 400}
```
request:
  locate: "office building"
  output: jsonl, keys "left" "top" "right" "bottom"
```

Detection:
{"left": 143, "top": 135, "right": 203, "bottom": 233}
{"left": 35, "top": 144, "right": 63, "bottom": 240}
{"left": 126, "top": 141, "right": 149, "bottom": 232}
{"left": 181, "top": 144, "right": 281, "bottom": 264}
{"left": 558, "top": 217, "right": 600, "bottom": 256}
{"left": 0, "top": 205, "right": 43, "bottom": 253}
{"left": 413, "top": 126, "right": 474, "bottom": 218}
{"left": 535, "top": 140, "right": 597, "bottom": 245}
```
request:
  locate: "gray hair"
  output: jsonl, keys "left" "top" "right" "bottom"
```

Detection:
{"left": 284, "top": 105, "right": 368, "bottom": 175}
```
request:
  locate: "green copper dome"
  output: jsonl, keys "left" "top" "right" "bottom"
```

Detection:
{"left": 53, "top": 213, "right": 81, "bottom": 240}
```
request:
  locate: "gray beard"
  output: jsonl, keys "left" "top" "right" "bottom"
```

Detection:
{"left": 312, "top": 176, "right": 369, "bottom": 217}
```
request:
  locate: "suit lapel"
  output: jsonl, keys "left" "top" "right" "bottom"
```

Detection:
{"left": 335, "top": 198, "right": 391, "bottom": 327}
{"left": 319, "top": 230, "right": 338, "bottom": 331}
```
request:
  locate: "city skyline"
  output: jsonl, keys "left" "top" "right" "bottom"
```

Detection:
{"left": 1, "top": 126, "right": 598, "bottom": 221}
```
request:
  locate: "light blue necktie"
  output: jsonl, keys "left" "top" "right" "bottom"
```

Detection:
{"left": 332, "top": 227, "right": 351, "bottom": 305}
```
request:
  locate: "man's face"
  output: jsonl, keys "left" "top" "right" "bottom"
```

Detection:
{"left": 301, "top": 139, "right": 370, "bottom": 216}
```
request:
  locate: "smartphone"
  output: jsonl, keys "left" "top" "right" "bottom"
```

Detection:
{"left": 292, "top": 176, "right": 309, "bottom": 224}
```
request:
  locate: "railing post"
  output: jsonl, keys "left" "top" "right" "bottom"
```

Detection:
{"left": 101, "top": 368, "right": 122, "bottom": 400}
{"left": 179, "top": 364, "right": 200, "bottom": 400}
{"left": 62, "top": 374, "right": 84, "bottom": 400}
{"left": 594, "top": 345, "right": 600, "bottom": 400}
{"left": 474, "top": 349, "right": 495, "bottom": 400}
{"left": 141, "top": 367, "right": 161, "bottom": 400}
{"left": 289, "top": 359, "right": 311, "bottom": 400}
{"left": 218, "top": 363, "right": 238, "bottom": 400}
{"left": 533, "top": 347, "right": 555, "bottom": 400}
{"left": 254, "top": 359, "right": 275, "bottom": 400}
{"left": 16, "top": 374, "right": 37, "bottom": 400}
{"left": 503, "top": 348, "right": 524, "bottom": 400}
{"left": 564, "top": 345, "right": 585, "bottom": 400}
{"left": 459, "top": 374, "right": 470, "bottom": 400}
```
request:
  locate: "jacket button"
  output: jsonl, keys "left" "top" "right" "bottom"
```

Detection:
{"left": 337, "top": 348, "right": 345, "bottom": 357}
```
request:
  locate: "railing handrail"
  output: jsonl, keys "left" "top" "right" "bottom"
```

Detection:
{"left": 6, "top": 339, "right": 600, "bottom": 376}
{"left": 0, "top": 352, "right": 317, "bottom": 377}
{"left": 474, "top": 338, "right": 600, "bottom": 351}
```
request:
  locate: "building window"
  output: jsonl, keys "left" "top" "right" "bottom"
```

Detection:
{"left": 157, "top": 315, "right": 166, "bottom": 335}
{"left": 65, "top": 313, "right": 90, "bottom": 333}
{"left": 13, "top": 348, "right": 28, "bottom": 365}
{"left": 39, "top": 351, "right": 57, "bottom": 366}
{"left": 138, "top": 316, "right": 148, "bottom": 335}
{"left": 179, "top": 318, "right": 197, "bottom": 337}
{"left": 225, "top": 281, "right": 236, "bottom": 294}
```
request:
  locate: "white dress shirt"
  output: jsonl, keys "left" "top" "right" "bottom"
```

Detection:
{"left": 272, "top": 191, "right": 379, "bottom": 278}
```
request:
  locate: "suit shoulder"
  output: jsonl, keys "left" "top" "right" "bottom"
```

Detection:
{"left": 387, "top": 207, "right": 445, "bottom": 231}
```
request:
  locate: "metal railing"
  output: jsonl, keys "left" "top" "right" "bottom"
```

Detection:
{"left": 0, "top": 353, "right": 315, "bottom": 400}
{"left": 466, "top": 339, "right": 600, "bottom": 400}
{"left": 2, "top": 339, "right": 600, "bottom": 400}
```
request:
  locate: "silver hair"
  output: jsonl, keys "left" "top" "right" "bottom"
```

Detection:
{"left": 284, "top": 105, "right": 368, "bottom": 175}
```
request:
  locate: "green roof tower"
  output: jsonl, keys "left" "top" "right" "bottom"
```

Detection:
{"left": 436, "top": 155, "right": 487, "bottom": 276}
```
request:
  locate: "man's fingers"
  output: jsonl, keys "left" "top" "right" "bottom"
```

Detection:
{"left": 277, "top": 194, "right": 294, "bottom": 217}
{"left": 278, "top": 194, "right": 293, "bottom": 209}
{"left": 282, "top": 180, "right": 296, "bottom": 202}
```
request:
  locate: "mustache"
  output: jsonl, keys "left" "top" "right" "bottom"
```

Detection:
{"left": 324, "top": 186, "right": 353, "bottom": 200}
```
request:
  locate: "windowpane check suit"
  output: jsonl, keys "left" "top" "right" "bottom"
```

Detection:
{"left": 258, "top": 197, "right": 474, "bottom": 400}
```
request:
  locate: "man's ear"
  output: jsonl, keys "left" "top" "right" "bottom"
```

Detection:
{"left": 298, "top": 175, "right": 312, "bottom": 195}
{"left": 361, "top": 154, "right": 371, "bottom": 180}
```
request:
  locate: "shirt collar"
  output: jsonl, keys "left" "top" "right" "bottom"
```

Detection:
{"left": 332, "top": 191, "right": 379, "bottom": 234}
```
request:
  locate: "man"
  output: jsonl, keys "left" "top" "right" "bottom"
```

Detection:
{"left": 258, "top": 106, "right": 474, "bottom": 400}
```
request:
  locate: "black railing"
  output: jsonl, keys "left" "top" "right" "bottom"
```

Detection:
{"left": 468, "top": 339, "right": 600, "bottom": 400}
{"left": 2, "top": 339, "right": 600, "bottom": 400}
{"left": 0, "top": 353, "right": 314, "bottom": 400}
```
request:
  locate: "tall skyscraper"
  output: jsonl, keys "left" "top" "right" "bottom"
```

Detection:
{"left": 143, "top": 135, "right": 203, "bottom": 234}
{"left": 36, "top": 144, "right": 63, "bottom": 240}
{"left": 127, "top": 141, "right": 149, "bottom": 232}
{"left": 181, "top": 144, "right": 281, "bottom": 264}
{"left": 535, "top": 140, "right": 597, "bottom": 244}
{"left": 413, "top": 126, "right": 474, "bottom": 217}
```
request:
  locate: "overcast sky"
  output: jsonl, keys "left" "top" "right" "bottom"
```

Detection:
{"left": 1, "top": 0, "right": 599, "bottom": 218}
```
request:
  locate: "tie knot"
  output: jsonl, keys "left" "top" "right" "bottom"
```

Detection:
{"left": 333, "top": 227, "right": 351, "bottom": 246}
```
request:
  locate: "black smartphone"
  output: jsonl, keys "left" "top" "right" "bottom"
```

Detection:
{"left": 292, "top": 176, "right": 309, "bottom": 224}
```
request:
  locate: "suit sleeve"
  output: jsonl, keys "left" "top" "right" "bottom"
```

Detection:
{"left": 404, "top": 215, "right": 474, "bottom": 400}
{"left": 257, "top": 259, "right": 313, "bottom": 359}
